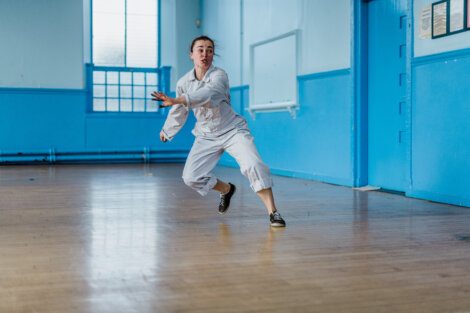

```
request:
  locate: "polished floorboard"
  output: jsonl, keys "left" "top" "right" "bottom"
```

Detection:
{"left": 1, "top": 164, "right": 470, "bottom": 313}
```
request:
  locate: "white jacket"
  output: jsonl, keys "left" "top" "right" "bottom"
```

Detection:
{"left": 161, "top": 65, "right": 246, "bottom": 140}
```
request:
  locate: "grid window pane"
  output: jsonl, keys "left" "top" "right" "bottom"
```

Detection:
{"left": 120, "top": 85, "right": 132, "bottom": 98}
{"left": 107, "top": 99, "right": 119, "bottom": 112}
{"left": 93, "top": 98, "right": 106, "bottom": 111}
{"left": 93, "top": 85, "right": 106, "bottom": 97}
{"left": 134, "top": 99, "right": 145, "bottom": 112}
{"left": 148, "top": 85, "right": 158, "bottom": 93}
{"left": 133, "top": 72, "right": 145, "bottom": 85}
{"left": 91, "top": 68, "right": 161, "bottom": 113}
{"left": 120, "top": 72, "right": 132, "bottom": 84}
{"left": 147, "top": 99, "right": 158, "bottom": 112}
{"left": 107, "top": 85, "right": 119, "bottom": 98}
{"left": 133, "top": 86, "right": 145, "bottom": 99}
{"left": 93, "top": 71, "right": 106, "bottom": 84}
{"left": 121, "top": 99, "right": 132, "bottom": 112}
{"left": 107, "top": 72, "right": 119, "bottom": 84}
{"left": 147, "top": 73, "right": 157, "bottom": 85}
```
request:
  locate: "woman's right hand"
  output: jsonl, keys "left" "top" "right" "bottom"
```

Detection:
{"left": 160, "top": 130, "right": 168, "bottom": 143}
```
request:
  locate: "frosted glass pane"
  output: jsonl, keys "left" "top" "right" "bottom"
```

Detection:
{"left": 94, "top": 0, "right": 124, "bottom": 15}
{"left": 134, "top": 99, "right": 145, "bottom": 112}
{"left": 148, "top": 85, "right": 158, "bottom": 93}
{"left": 94, "top": 85, "right": 105, "bottom": 97}
{"left": 107, "top": 72, "right": 119, "bottom": 84}
{"left": 121, "top": 99, "right": 132, "bottom": 112}
{"left": 120, "top": 72, "right": 132, "bottom": 84}
{"left": 133, "top": 86, "right": 145, "bottom": 99}
{"left": 93, "top": 0, "right": 125, "bottom": 66}
{"left": 127, "top": 15, "right": 157, "bottom": 67}
{"left": 133, "top": 72, "right": 145, "bottom": 85}
{"left": 147, "top": 99, "right": 158, "bottom": 112}
{"left": 120, "top": 85, "right": 132, "bottom": 98}
{"left": 147, "top": 73, "right": 157, "bottom": 85}
{"left": 107, "top": 85, "right": 119, "bottom": 97}
{"left": 107, "top": 99, "right": 119, "bottom": 112}
{"left": 127, "top": 0, "right": 156, "bottom": 15}
{"left": 127, "top": 0, "right": 157, "bottom": 67}
{"left": 93, "top": 98, "right": 105, "bottom": 111}
{"left": 93, "top": 71, "right": 105, "bottom": 84}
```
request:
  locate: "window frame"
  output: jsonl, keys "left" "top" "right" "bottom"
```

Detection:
{"left": 88, "top": 0, "right": 166, "bottom": 114}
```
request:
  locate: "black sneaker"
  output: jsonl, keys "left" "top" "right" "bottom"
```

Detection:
{"left": 218, "top": 183, "right": 236, "bottom": 214}
{"left": 270, "top": 211, "right": 286, "bottom": 227}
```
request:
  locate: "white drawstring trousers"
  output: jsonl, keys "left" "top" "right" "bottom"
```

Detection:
{"left": 182, "top": 127, "right": 273, "bottom": 196}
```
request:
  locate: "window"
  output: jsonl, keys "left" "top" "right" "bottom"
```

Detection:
{"left": 90, "top": 0, "right": 167, "bottom": 113}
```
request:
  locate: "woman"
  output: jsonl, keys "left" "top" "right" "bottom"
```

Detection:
{"left": 151, "top": 35, "right": 285, "bottom": 227}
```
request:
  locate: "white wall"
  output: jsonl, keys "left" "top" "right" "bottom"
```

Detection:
{"left": 299, "top": 0, "right": 350, "bottom": 74}
{"left": 0, "top": 0, "right": 199, "bottom": 91}
{"left": 174, "top": 0, "right": 202, "bottom": 88}
{"left": 83, "top": 0, "right": 91, "bottom": 65}
{"left": 161, "top": 0, "right": 177, "bottom": 88}
{"left": 201, "top": 0, "right": 242, "bottom": 86}
{"left": 0, "top": 0, "right": 84, "bottom": 89}
{"left": 414, "top": 0, "right": 470, "bottom": 57}
{"left": 159, "top": 0, "right": 201, "bottom": 90}
{"left": 202, "top": 0, "right": 351, "bottom": 86}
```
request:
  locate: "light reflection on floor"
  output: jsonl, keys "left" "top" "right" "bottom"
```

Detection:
{"left": 87, "top": 170, "right": 160, "bottom": 310}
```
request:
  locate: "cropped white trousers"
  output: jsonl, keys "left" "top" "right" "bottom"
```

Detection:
{"left": 182, "top": 128, "right": 273, "bottom": 196}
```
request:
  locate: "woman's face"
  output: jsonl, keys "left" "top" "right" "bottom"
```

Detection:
{"left": 190, "top": 40, "right": 214, "bottom": 71}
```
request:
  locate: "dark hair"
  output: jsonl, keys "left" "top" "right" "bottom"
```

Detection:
{"left": 190, "top": 35, "right": 215, "bottom": 53}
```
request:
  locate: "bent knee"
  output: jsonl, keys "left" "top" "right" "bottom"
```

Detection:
{"left": 182, "top": 175, "right": 196, "bottom": 188}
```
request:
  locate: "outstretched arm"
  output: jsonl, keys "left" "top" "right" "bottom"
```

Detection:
{"left": 151, "top": 91, "right": 187, "bottom": 108}
{"left": 151, "top": 72, "right": 228, "bottom": 109}
{"left": 153, "top": 87, "right": 189, "bottom": 142}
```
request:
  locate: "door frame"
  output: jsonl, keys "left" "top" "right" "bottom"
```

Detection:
{"left": 350, "top": 0, "right": 413, "bottom": 192}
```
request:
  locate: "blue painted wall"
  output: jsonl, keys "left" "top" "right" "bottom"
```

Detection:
{"left": 221, "top": 70, "right": 353, "bottom": 186}
{"left": 409, "top": 1, "right": 470, "bottom": 207}
{"left": 207, "top": 0, "right": 470, "bottom": 209}
{"left": 0, "top": 89, "right": 86, "bottom": 151}
{"left": 0, "top": 88, "right": 195, "bottom": 163}
{"left": 410, "top": 50, "right": 470, "bottom": 207}
{"left": 204, "top": 0, "right": 354, "bottom": 186}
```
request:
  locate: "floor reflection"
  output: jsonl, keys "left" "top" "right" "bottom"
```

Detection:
{"left": 87, "top": 171, "right": 161, "bottom": 309}
{"left": 218, "top": 223, "right": 233, "bottom": 247}
{"left": 353, "top": 190, "right": 370, "bottom": 243}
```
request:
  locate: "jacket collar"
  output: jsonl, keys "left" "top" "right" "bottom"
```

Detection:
{"left": 189, "top": 64, "right": 215, "bottom": 82}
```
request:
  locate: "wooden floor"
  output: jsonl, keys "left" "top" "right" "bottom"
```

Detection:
{"left": 1, "top": 164, "right": 470, "bottom": 313}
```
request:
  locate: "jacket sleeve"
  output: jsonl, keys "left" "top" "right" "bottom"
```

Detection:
{"left": 183, "top": 72, "right": 229, "bottom": 109}
{"left": 161, "top": 84, "right": 189, "bottom": 141}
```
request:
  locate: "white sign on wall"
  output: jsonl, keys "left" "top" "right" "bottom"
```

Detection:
{"left": 249, "top": 30, "right": 299, "bottom": 119}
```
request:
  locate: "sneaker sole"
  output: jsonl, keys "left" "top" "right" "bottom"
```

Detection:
{"left": 270, "top": 222, "right": 286, "bottom": 227}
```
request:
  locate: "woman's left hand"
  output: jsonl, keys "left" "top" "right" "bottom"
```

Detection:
{"left": 151, "top": 91, "right": 177, "bottom": 107}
